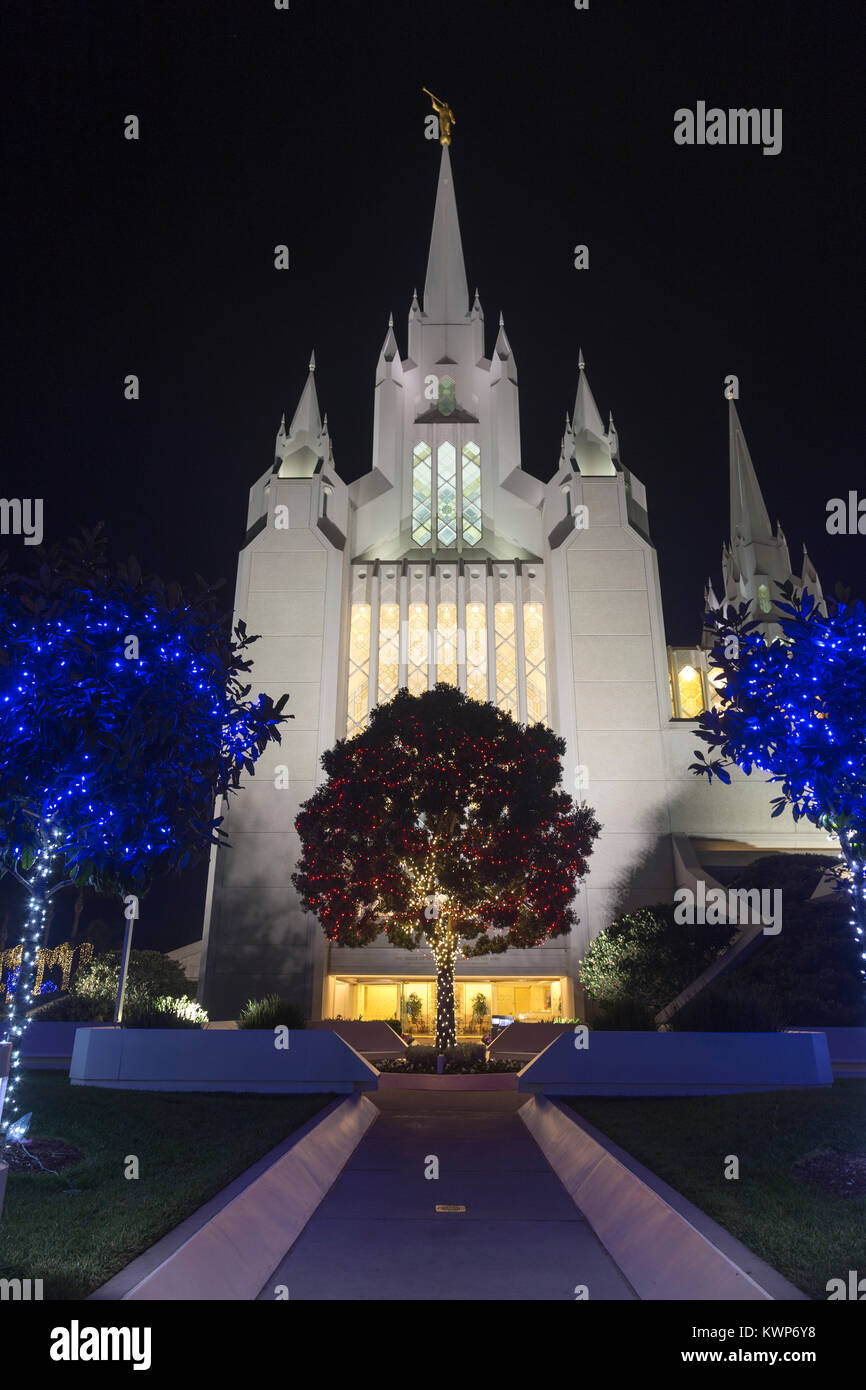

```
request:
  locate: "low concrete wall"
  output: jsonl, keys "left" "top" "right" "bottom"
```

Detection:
{"left": 518, "top": 1030, "right": 833, "bottom": 1096}
{"left": 488, "top": 1022, "right": 578, "bottom": 1060}
{"left": 786, "top": 1027, "right": 866, "bottom": 1077}
{"left": 306, "top": 1021, "right": 407, "bottom": 1059}
{"left": 70, "top": 1027, "right": 379, "bottom": 1094}
{"left": 90, "top": 1093, "right": 379, "bottom": 1301}
{"left": 20, "top": 1021, "right": 116, "bottom": 1070}
{"left": 522, "top": 1097, "right": 807, "bottom": 1301}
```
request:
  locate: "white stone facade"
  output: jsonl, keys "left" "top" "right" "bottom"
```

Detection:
{"left": 198, "top": 147, "right": 831, "bottom": 1024}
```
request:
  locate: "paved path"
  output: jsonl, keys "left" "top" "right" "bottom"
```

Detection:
{"left": 258, "top": 1091, "right": 636, "bottom": 1300}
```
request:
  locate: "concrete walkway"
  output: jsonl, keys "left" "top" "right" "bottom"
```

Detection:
{"left": 257, "top": 1091, "right": 636, "bottom": 1300}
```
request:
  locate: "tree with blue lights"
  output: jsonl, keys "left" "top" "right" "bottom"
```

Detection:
{"left": 0, "top": 527, "right": 289, "bottom": 1124}
{"left": 691, "top": 581, "right": 866, "bottom": 986}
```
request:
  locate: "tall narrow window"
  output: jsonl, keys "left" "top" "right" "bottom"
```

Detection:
{"left": 378, "top": 603, "right": 400, "bottom": 702}
{"left": 436, "top": 603, "right": 458, "bottom": 685}
{"left": 494, "top": 602, "right": 518, "bottom": 716}
{"left": 412, "top": 443, "right": 432, "bottom": 545}
{"left": 523, "top": 601, "right": 547, "bottom": 724}
{"left": 346, "top": 603, "right": 371, "bottom": 736}
{"left": 407, "top": 602, "right": 429, "bottom": 695}
{"left": 466, "top": 601, "right": 487, "bottom": 702}
{"left": 437, "top": 442, "right": 457, "bottom": 546}
{"left": 462, "top": 442, "right": 482, "bottom": 546}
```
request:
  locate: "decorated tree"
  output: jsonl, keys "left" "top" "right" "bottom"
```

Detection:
{"left": 691, "top": 582, "right": 866, "bottom": 989}
{"left": 0, "top": 527, "right": 288, "bottom": 1125}
{"left": 293, "top": 684, "right": 600, "bottom": 1050}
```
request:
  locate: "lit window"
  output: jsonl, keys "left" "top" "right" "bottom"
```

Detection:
{"left": 437, "top": 442, "right": 457, "bottom": 547}
{"left": 436, "top": 603, "right": 458, "bottom": 686}
{"left": 408, "top": 602, "right": 428, "bottom": 695}
{"left": 758, "top": 583, "right": 772, "bottom": 614}
{"left": 412, "top": 443, "right": 432, "bottom": 545}
{"left": 378, "top": 603, "right": 400, "bottom": 702}
{"left": 677, "top": 664, "right": 704, "bottom": 719}
{"left": 462, "top": 442, "right": 482, "bottom": 546}
{"left": 466, "top": 601, "right": 487, "bottom": 702}
{"left": 346, "top": 603, "right": 371, "bottom": 737}
{"left": 494, "top": 602, "right": 518, "bottom": 716}
{"left": 523, "top": 601, "right": 547, "bottom": 724}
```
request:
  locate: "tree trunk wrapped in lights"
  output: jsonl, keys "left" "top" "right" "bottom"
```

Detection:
{"left": 0, "top": 527, "right": 289, "bottom": 1130}
{"left": 294, "top": 684, "right": 602, "bottom": 1051}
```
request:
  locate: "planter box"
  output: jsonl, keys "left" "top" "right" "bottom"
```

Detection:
{"left": 20, "top": 1021, "right": 116, "bottom": 1070}
{"left": 306, "top": 1021, "right": 407, "bottom": 1059}
{"left": 376, "top": 1071, "right": 518, "bottom": 1091}
{"left": 785, "top": 1027, "right": 866, "bottom": 1077}
{"left": 518, "top": 1030, "right": 833, "bottom": 1096}
{"left": 71, "top": 1027, "right": 379, "bottom": 1094}
{"left": 488, "top": 1022, "right": 581, "bottom": 1061}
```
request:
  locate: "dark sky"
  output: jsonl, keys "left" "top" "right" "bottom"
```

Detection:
{"left": 3, "top": 0, "right": 863, "bottom": 949}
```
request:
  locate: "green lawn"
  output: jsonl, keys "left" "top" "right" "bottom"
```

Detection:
{"left": 1, "top": 1071, "right": 334, "bottom": 1299}
{"left": 565, "top": 1080, "right": 866, "bottom": 1300}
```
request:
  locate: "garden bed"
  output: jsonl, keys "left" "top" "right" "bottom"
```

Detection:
{"left": 0, "top": 1071, "right": 334, "bottom": 1299}
{"left": 564, "top": 1079, "right": 866, "bottom": 1299}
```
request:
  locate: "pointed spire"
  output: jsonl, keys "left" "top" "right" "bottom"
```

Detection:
{"left": 423, "top": 144, "right": 469, "bottom": 322}
{"left": 573, "top": 356, "right": 605, "bottom": 439}
{"left": 578, "top": 346, "right": 585, "bottom": 371}
{"left": 410, "top": 287, "right": 420, "bottom": 316}
{"left": 801, "top": 542, "right": 824, "bottom": 606}
{"left": 379, "top": 313, "right": 399, "bottom": 363}
{"left": 704, "top": 577, "right": 721, "bottom": 611}
{"left": 289, "top": 350, "right": 322, "bottom": 438}
{"left": 728, "top": 399, "right": 773, "bottom": 547}
{"left": 608, "top": 410, "right": 621, "bottom": 461}
{"left": 494, "top": 315, "right": 512, "bottom": 361}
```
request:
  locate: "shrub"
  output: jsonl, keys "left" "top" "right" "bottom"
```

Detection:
{"left": 382, "top": 1018, "right": 402, "bottom": 1034}
{"left": 376, "top": 1042, "right": 521, "bottom": 1074}
{"left": 237, "top": 995, "right": 307, "bottom": 1030}
{"left": 28, "top": 990, "right": 111, "bottom": 1023}
{"left": 668, "top": 855, "right": 865, "bottom": 1030}
{"left": 74, "top": 950, "right": 191, "bottom": 1003}
{"left": 123, "top": 994, "right": 209, "bottom": 1029}
{"left": 580, "top": 904, "right": 734, "bottom": 1018}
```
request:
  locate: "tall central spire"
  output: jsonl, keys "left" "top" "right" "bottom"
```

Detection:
{"left": 423, "top": 144, "right": 469, "bottom": 324}
{"left": 729, "top": 399, "right": 773, "bottom": 546}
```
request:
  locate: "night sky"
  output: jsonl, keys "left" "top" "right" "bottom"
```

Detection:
{"left": 3, "top": 0, "right": 863, "bottom": 950}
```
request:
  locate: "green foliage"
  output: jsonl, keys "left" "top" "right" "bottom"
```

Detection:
{"left": 75, "top": 950, "right": 190, "bottom": 1001}
{"left": 376, "top": 1042, "right": 521, "bottom": 1074}
{"left": 669, "top": 854, "right": 865, "bottom": 1029}
{"left": 237, "top": 995, "right": 307, "bottom": 1030}
{"left": 404, "top": 992, "right": 423, "bottom": 1025}
{"left": 579, "top": 904, "right": 734, "bottom": 1019}
{"left": 122, "top": 994, "right": 209, "bottom": 1029}
{"left": 293, "top": 684, "right": 600, "bottom": 957}
{"left": 28, "top": 949, "right": 195, "bottom": 1022}
{"left": 470, "top": 992, "right": 489, "bottom": 1021}
{"left": 382, "top": 1017, "right": 403, "bottom": 1033}
{"left": 28, "top": 991, "right": 108, "bottom": 1023}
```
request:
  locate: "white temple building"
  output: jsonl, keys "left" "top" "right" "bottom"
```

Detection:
{"left": 198, "top": 144, "right": 830, "bottom": 1027}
